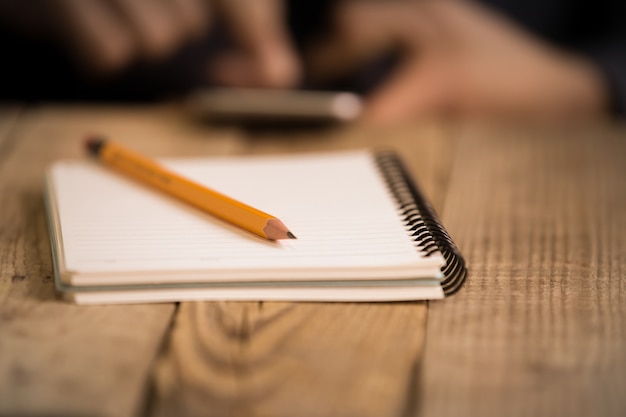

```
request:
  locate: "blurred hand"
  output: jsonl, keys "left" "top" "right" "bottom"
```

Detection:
{"left": 209, "top": 0, "right": 301, "bottom": 88}
{"left": 44, "top": 0, "right": 213, "bottom": 74}
{"left": 0, "top": 0, "right": 300, "bottom": 87}
{"left": 309, "top": 0, "right": 609, "bottom": 123}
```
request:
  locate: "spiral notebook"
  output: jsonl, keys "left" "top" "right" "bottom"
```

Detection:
{"left": 44, "top": 149, "right": 466, "bottom": 304}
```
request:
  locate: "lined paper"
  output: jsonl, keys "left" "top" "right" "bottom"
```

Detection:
{"left": 48, "top": 151, "right": 444, "bottom": 286}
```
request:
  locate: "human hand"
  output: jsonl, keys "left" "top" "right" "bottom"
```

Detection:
{"left": 208, "top": 0, "right": 301, "bottom": 88}
{"left": 0, "top": 0, "right": 300, "bottom": 87}
{"left": 308, "top": 0, "right": 610, "bottom": 123}
{"left": 19, "top": 0, "right": 215, "bottom": 75}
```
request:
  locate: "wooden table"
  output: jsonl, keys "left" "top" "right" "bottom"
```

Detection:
{"left": 1, "top": 105, "right": 625, "bottom": 417}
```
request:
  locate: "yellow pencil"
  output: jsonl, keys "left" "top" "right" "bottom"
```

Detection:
{"left": 84, "top": 137, "right": 296, "bottom": 241}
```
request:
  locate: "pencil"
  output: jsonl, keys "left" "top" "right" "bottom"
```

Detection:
{"left": 84, "top": 137, "right": 296, "bottom": 241}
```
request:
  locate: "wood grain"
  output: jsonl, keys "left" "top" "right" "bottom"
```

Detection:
{"left": 420, "top": 124, "right": 626, "bottom": 417}
{"left": 152, "top": 301, "right": 427, "bottom": 417}
{"left": 0, "top": 105, "right": 247, "bottom": 417}
{"left": 0, "top": 106, "right": 23, "bottom": 167}
{"left": 149, "top": 124, "right": 454, "bottom": 417}
{"left": 7, "top": 104, "right": 622, "bottom": 417}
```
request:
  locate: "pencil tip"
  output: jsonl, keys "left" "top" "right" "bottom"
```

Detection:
{"left": 263, "top": 219, "right": 297, "bottom": 240}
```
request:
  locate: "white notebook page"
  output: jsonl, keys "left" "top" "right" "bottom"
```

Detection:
{"left": 48, "top": 151, "right": 444, "bottom": 286}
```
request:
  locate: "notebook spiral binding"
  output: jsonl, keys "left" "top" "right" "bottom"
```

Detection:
{"left": 375, "top": 151, "right": 467, "bottom": 296}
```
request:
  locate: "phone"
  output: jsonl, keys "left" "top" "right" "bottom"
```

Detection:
{"left": 186, "top": 88, "right": 362, "bottom": 124}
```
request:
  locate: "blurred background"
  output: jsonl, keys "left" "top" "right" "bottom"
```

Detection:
{"left": 0, "top": 0, "right": 624, "bottom": 123}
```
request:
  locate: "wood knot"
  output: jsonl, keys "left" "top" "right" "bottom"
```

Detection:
{"left": 11, "top": 275, "right": 26, "bottom": 283}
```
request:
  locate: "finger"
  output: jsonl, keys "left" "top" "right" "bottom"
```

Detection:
{"left": 307, "top": 1, "right": 442, "bottom": 83}
{"left": 362, "top": 58, "right": 454, "bottom": 124}
{"left": 109, "top": 0, "right": 188, "bottom": 59}
{"left": 209, "top": 53, "right": 259, "bottom": 87}
{"left": 214, "top": 0, "right": 300, "bottom": 88}
{"left": 57, "top": 0, "right": 137, "bottom": 74}
{"left": 161, "top": 0, "right": 212, "bottom": 39}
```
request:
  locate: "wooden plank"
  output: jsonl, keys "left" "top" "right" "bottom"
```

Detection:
{"left": 0, "top": 106, "right": 23, "bottom": 165}
{"left": 420, "top": 125, "right": 626, "bottom": 417}
{"left": 0, "top": 105, "right": 248, "bottom": 417}
{"left": 150, "top": 124, "right": 455, "bottom": 417}
{"left": 152, "top": 301, "right": 427, "bottom": 417}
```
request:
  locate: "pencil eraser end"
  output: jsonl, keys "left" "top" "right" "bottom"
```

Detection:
{"left": 84, "top": 136, "right": 106, "bottom": 156}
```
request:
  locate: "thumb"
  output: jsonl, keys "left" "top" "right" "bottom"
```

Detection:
{"left": 363, "top": 58, "right": 454, "bottom": 124}
{"left": 304, "top": 0, "right": 452, "bottom": 124}
{"left": 215, "top": 0, "right": 300, "bottom": 88}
